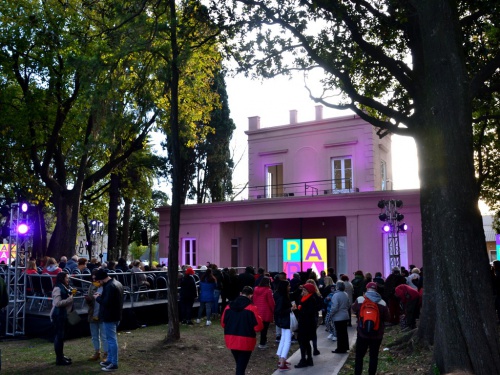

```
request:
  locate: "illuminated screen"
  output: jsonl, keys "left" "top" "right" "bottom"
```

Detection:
{"left": 497, "top": 234, "right": 500, "bottom": 260}
{"left": 283, "top": 238, "right": 327, "bottom": 279}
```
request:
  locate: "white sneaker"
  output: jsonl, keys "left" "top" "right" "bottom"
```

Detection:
{"left": 196, "top": 319, "right": 200, "bottom": 324}
{"left": 206, "top": 320, "right": 212, "bottom": 326}
{"left": 327, "top": 334, "right": 333, "bottom": 339}
{"left": 331, "top": 336, "right": 337, "bottom": 341}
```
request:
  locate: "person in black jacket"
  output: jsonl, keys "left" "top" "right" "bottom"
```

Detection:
{"left": 180, "top": 267, "right": 198, "bottom": 324}
{"left": 94, "top": 268, "right": 124, "bottom": 372}
{"left": 221, "top": 286, "right": 263, "bottom": 375}
{"left": 274, "top": 280, "right": 293, "bottom": 371}
{"left": 237, "top": 266, "right": 255, "bottom": 292}
{"left": 294, "top": 283, "right": 318, "bottom": 368}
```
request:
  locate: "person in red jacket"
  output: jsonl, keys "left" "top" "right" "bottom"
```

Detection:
{"left": 394, "top": 283, "right": 421, "bottom": 329}
{"left": 252, "top": 277, "right": 275, "bottom": 349}
{"left": 221, "top": 286, "right": 264, "bottom": 375}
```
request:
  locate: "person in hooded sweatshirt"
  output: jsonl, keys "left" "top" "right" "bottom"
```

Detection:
{"left": 351, "top": 281, "right": 390, "bottom": 375}
{"left": 221, "top": 286, "right": 264, "bottom": 375}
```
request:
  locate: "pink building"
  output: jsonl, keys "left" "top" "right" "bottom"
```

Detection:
{"left": 157, "top": 107, "right": 422, "bottom": 277}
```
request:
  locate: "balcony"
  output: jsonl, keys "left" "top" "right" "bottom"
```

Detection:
{"left": 249, "top": 178, "right": 358, "bottom": 200}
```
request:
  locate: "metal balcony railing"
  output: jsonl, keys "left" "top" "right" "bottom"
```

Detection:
{"left": 248, "top": 178, "right": 358, "bottom": 200}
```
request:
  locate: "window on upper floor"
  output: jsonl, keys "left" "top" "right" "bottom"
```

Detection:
{"left": 331, "top": 157, "right": 352, "bottom": 192}
{"left": 266, "top": 164, "right": 283, "bottom": 198}
{"left": 381, "top": 160, "right": 387, "bottom": 190}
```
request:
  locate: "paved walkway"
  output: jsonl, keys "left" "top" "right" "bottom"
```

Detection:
{"left": 270, "top": 318, "right": 357, "bottom": 375}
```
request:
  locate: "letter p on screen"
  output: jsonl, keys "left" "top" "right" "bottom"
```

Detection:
{"left": 284, "top": 239, "right": 301, "bottom": 261}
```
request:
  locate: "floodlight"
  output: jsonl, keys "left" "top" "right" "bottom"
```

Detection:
{"left": 383, "top": 223, "right": 391, "bottom": 232}
{"left": 17, "top": 223, "right": 29, "bottom": 235}
{"left": 379, "top": 213, "right": 388, "bottom": 221}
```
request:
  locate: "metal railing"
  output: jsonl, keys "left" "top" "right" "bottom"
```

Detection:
{"left": 249, "top": 178, "right": 357, "bottom": 200}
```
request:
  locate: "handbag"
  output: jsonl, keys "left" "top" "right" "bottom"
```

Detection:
{"left": 67, "top": 310, "right": 81, "bottom": 326}
{"left": 290, "top": 311, "right": 299, "bottom": 332}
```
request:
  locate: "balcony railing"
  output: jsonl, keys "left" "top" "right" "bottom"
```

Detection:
{"left": 248, "top": 178, "right": 358, "bottom": 200}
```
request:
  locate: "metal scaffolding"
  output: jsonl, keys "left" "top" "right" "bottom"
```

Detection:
{"left": 5, "top": 203, "right": 30, "bottom": 336}
{"left": 378, "top": 199, "right": 407, "bottom": 270}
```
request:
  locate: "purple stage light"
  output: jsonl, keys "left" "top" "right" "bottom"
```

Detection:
{"left": 17, "top": 223, "right": 29, "bottom": 234}
{"left": 383, "top": 223, "right": 391, "bottom": 232}
{"left": 21, "top": 203, "right": 28, "bottom": 212}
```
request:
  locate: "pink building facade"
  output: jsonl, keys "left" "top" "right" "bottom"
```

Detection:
{"left": 157, "top": 108, "right": 422, "bottom": 277}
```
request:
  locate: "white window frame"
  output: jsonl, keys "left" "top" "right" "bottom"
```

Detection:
{"left": 381, "top": 160, "right": 387, "bottom": 191}
{"left": 182, "top": 238, "right": 197, "bottom": 266}
{"left": 331, "top": 157, "right": 353, "bottom": 192}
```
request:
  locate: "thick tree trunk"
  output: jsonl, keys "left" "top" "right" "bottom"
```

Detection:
{"left": 415, "top": 1, "right": 500, "bottom": 373}
{"left": 107, "top": 173, "right": 120, "bottom": 261}
{"left": 47, "top": 189, "right": 81, "bottom": 261}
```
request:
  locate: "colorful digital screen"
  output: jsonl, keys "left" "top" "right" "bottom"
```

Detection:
{"left": 282, "top": 238, "right": 327, "bottom": 279}
{"left": 0, "top": 243, "right": 16, "bottom": 265}
{"left": 497, "top": 234, "right": 500, "bottom": 260}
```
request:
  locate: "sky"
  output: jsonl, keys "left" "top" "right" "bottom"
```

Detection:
{"left": 224, "top": 73, "right": 421, "bottom": 193}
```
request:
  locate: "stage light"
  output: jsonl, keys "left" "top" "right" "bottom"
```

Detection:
{"left": 377, "top": 200, "right": 386, "bottom": 209}
{"left": 383, "top": 223, "right": 391, "bottom": 232}
{"left": 91, "top": 220, "right": 97, "bottom": 226}
{"left": 21, "top": 203, "right": 29, "bottom": 213}
{"left": 395, "top": 200, "right": 403, "bottom": 208}
{"left": 396, "top": 213, "right": 404, "bottom": 221}
{"left": 17, "top": 223, "right": 29, "bottom": 235}
{"left": 379, "top": 213, "right": 387, "bottom": 221}
{"left": 398, "top": 223, "right": 408, "bottom": 232}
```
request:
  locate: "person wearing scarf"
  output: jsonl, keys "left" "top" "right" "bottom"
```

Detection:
{"left": 50, "top": 271, "right": 75, "bottom": 366}
{"left": 294, "top": 283, "right": 318, "bottom": 368}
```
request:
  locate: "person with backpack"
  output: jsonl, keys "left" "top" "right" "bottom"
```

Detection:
{"left": 351, "top": 281, "right": 390, "bottom": 375}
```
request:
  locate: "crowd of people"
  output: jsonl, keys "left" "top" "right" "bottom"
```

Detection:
{"left": 211, "top": 264, "right": 424, "bottom": 374}
{"left": 7, "top": 254, "right": 426, "bottom": 374}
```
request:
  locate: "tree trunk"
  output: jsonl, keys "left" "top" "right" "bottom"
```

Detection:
{"left": 415, "top": 1, "right": 500, "bottom": 373}
{"left": 121, "top": 197, "right": 131, "bottom": 260}
{"left": 107, "top": 173, "right": 120, "bottom": 261}
{"left": 47, "top": 189, "right": 82, "bottom": 261}
{"left": 165, "top": 0, "right": 181, "bottom": 341}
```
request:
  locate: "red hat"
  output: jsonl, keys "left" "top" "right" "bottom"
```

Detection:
{"left": 185, "top": 267, "right": 195, "bottom": 275}
{"left": 366, "top": 282, "right": 378, "bottom": 290}
{"left": 303, "top": 283, "right": 316, "bottom": 294}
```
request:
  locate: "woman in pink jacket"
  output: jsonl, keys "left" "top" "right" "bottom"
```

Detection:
{"left": 252, "top": 276, "right": 275, "bottom": 349}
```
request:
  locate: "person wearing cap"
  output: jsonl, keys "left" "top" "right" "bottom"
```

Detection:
{"left": 352, "top": 281, "right": 390, "bottom": 375}
{"left": 179, "top": 267, "right": 197, "bottom": 324}
{"left": 330, "top": 281, "right": 351, "bottom": 354}
{"left": 294, "top": 283, "right": 318, "bottom": 368}
{"left": 94, "top": 268, "right": 124, "bottom": 372}
{"left": 221, "top": 286, "right": 264, "bottom": 375}
{"left": 395, "top": 283, "right": 421, "bottom": 330}
{"left": 384, "top": 267, "right": 407, "bottom": 325}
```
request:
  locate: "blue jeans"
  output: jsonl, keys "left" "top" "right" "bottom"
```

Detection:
{"left": 212, "top": 289, "right": 221, "bottom": 315}
{"left": 103, "top": 321, "right": 119, "bottom": 366}
{"left": 90, "top": 321, "right": 108, "bottom": 352}
{"left": 198, "top": 302, "right": 212, "bottom": 320}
